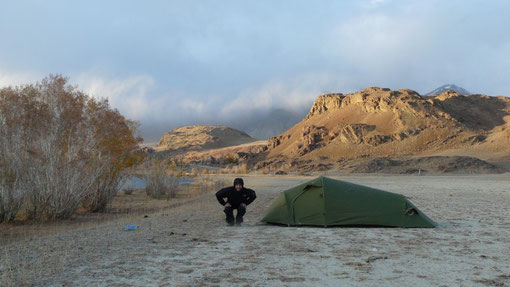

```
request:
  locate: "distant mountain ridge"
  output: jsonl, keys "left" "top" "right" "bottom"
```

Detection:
{"left": 150, "top": 87, "right": 510, "bottom": 174}
{"left": 229, "top": 107, "right": 309, "bottom": 140}
{"left": 426, "top": 84, "right": 471, "bottom": 95}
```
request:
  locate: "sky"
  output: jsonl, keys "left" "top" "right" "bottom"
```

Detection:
{"left": 1, "top": 0, "right": 510, "bottom": 141}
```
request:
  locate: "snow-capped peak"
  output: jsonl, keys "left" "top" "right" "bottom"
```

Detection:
{"left": 425, "top": 84, "right": 471, "bottom": 96}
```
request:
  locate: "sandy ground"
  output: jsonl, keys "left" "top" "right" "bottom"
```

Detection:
{"left": 1, "top": 174, "right": 510, "bottom": 286}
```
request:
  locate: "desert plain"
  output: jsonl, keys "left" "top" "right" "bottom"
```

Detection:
{"left": 1, "top": 173, "right": 509, "bottom": 286}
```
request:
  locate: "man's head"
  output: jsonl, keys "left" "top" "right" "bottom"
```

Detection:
{"left": 234, "top": 178, "right": 244, "bottom": 191}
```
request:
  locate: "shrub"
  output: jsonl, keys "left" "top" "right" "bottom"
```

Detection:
{"left": 145, "top": 161, "right": 179, "bottom": 199}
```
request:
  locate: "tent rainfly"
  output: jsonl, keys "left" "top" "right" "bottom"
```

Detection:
{"left": 261, "top": 176, "right": 436, "bottom": 228}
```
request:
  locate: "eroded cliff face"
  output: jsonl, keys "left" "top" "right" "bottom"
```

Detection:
{"left": 260, "top": 87, "right": 510, "bottom": 169}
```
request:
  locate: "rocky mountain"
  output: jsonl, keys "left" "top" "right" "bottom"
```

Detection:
{"left": 257, "top": 87, "right": 510, "bottom": 170}
{"left": 426, "top": 84, "right": 471, "bottom": 95}
{"left": 154, "top": 125, "right": 256, "bottom": 154}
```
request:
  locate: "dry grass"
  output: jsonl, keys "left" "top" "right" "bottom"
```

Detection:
{"left": 0, "top": 190, "right": 172, "bottom": 246}
{"left": 0, "top": 184, "right": 206, "bottom": 286}
{"left": 0, "top": 190, "right": 167, "bottom": 245}
{"left": 0, "top": 174, "right": 233, "bottom": 286}
{"left": 0, "top": 175, "right": 230, "bottom": 246}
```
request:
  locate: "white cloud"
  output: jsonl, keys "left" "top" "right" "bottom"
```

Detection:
{"left": 0, "top": 69, "right": 221, "bottom": 124}
{"left": 0, "top": 70, "right": 41, "bottom": 88}
{"left": 75, "top": 73, "right": 224, "bottom": 125}
{"left": 331, "top": 13, "right": 425, "bottom": 67}
{"left": 362, "top": 0, "right": 389, "bottom": 9}
{"left": 0, "top": 70, "right": 163, "bottom": 121}
{"left": 179, "top": 98, "right": 206, "bottom": 114}
{"left": 74, "top": 73, "right": 156, "bottom": 120}
{"left": 220, "top": 73, "right": 355, "bottom": 116}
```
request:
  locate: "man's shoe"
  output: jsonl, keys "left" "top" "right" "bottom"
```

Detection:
{"left": 227, "top": 220, "right": 235, "bottom": 226}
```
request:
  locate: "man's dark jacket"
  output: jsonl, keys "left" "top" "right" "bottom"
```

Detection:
{"left": 216, "top": 186, "right": 256, "bottom": 208}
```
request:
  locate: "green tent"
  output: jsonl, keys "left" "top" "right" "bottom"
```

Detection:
{"left": 261, "top": 176, "right": 436, "bottom": 228}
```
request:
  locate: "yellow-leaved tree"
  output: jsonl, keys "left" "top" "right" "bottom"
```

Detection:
{"left": 0, "top": 75, "right": 143, "bottom": 222}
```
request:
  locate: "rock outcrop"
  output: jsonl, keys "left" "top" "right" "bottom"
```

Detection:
{"left": 260, "top": 87, "right": 510, "bottom": 170}
{"left": 155, "top": 125, "right": 256, "bottom": 154}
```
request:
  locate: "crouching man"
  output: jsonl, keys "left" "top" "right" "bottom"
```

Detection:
{"left": 216, "top": 178, "right": 256, "bottom": 226}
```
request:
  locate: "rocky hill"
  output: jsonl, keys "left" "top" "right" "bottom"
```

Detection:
{"left": 256, "top": 87, "right": 510, "bottom": 171}
{"left": 154, "top": 125, "right": 256, "bottom": 154}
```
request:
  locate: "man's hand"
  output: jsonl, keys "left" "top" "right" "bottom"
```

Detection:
{"left": 224, "top": 202, "right": 232, "bottom": 207}
{"left": 240, "top": 203, "right": 247, "bottom": 208}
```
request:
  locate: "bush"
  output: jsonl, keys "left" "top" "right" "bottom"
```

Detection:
{"left": 0, "top": 75, "right": 142, "bottom": 221}
{"left": 145, "top": 161, "right": 179, "bottom": 199}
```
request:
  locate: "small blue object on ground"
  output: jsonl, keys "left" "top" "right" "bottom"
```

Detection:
{"left": 123, "top": 225, "right": 140, "bottom": 231}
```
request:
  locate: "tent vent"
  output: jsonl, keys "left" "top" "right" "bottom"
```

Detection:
{"left": 405, "top": 208, "right": 418, "bottom": 216}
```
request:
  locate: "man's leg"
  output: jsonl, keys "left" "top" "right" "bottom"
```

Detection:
{"left": 235, "top": 206, "right": 246, "bottom": 225}
{"left": 224, "top": 206, "right": 235, "bottom": 225}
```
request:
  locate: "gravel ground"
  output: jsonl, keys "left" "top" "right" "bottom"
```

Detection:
{"left": 1, "top": 174, "right": 510, "bottom": 286}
